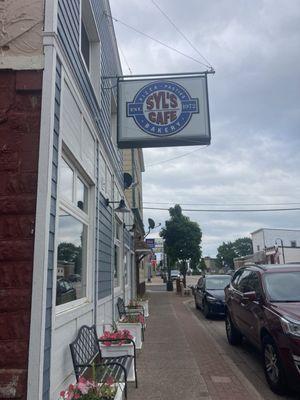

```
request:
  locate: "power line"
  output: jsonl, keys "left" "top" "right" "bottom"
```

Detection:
{"left": 143, "top": 206, "right": 300, "bottom": 213}
{"left": 143, "top": 201, "right": 300, "bottom": 206}
{"left": 146, "top": 146, "right": 209, "bottom": 167}
{"left": 104, "top": 12, "right": 212, "bottom": 69}
{"left": 118, "top": 44, "right": 133, "bottom": 75}
{"left": 150, "top": 0, "right": 213, "bottom": 69}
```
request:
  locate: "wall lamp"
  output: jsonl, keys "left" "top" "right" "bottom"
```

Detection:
{"left": 124, "top": 223, "right": 136, "bottom": 232}
{"left": 105, "top": 198, "right": 130, "bottom": 213}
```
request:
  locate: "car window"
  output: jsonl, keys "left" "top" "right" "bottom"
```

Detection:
{"left": 248, "top": 272, "right": 261, "bottom": 294}
{"left": 205, "top": 276, "right": 231, "bottom": 290}
{"left": 231, "top": 269, "right": 244, "bottom": 289}
{"left": 264, "top": 271, "right": 300, "bottom": 302}
{"left": 238, "top": 270, "right": 254, "bottom": 293}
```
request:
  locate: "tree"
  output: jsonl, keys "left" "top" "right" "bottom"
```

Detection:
{"left": 216, "top": 237, "right": 253, "bottom": 269}
{"left": 234, "top": 237, "right": 253, "bottom": 257}
{"left": 216, "top": 241, "right": 236, "bottom": 269}
{"left": 160, "top": 204, "right": 202, "bottom": 285}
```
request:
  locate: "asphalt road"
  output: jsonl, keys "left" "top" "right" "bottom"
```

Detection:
{"left": 189, "top": 298, "right": 298, "bottom": 400}
{"left": 147, "top": 276, "right": 299, "bottom": 400}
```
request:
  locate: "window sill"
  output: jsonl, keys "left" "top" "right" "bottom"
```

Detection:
{"left": 55, "top": 298, "right": 93, "bottom": 329}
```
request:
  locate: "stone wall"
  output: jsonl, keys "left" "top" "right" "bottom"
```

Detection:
{"left": 0, "top": 69, "right": 42, "bottom": 399}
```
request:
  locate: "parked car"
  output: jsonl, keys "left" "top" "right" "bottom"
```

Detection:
{"left": 67, "top": 273, "right": 81, "bottom": 282}
{"left": 194, "top": 274, "right": 232, "bottom": 318}
{"left": 56, "top": 278, "right": 76, "bottom": 305}
{"left": 225, "top": 264, "right": 300, "bottom": 394}
{"left": 170, "top": 269, "right": 181, "bottom": 280}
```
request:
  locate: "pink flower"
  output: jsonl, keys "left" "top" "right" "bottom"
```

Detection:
{"left": 106, "top": 376, "right": 115, "bottom": 386}
{"left": 77, "top": 377, "right": 89, "bottom": 394}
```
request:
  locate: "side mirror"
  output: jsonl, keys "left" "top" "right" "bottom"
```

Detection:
{"left": 242, "top": 291, "right": 257, "bottom": 302}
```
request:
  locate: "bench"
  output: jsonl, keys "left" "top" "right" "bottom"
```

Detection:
{"left": 117, "top": 298, "right": 145, "bottom": 341}
{"left": 69, "top": 325, "right": 138, "bottom": 399}
{"left": 117, "top": 297, "right": 145, "bottom": 318}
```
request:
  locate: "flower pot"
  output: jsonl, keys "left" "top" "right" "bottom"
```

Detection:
{"left": 137, "top": 300, "right": 149, "bottom": 317}
{"left": 117, "top": 322, "right": 142, "bottom": 349}
{"left": 99, "top": 342, "right": 136, "bottom": 382}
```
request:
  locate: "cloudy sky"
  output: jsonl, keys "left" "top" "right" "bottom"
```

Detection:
{"left": 110, "top": 0, "right": 300, "bottom": 257}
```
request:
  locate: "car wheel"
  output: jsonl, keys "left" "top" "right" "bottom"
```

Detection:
{"left": 225, "top": 312, "right": 242, "bottom": 345}
{"left": 262, "top": 335, "right": 287, "bottom": 394}
{"left": 203, "top": 300, "right": 210, "bottom": 319}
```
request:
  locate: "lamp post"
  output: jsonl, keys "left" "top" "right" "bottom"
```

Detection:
{"left": 275, "top": 238, "right": 285, "bottom": 264}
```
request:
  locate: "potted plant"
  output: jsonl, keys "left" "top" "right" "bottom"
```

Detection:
{"left": 117, "top": 314, "right": 145, "bottom": 349}
{"left": 99, "top": 329, "right": 136, "bottom": 382}
{"left": 135, "top": 296, "right": 149, "bottom": 318}
{"left": 59, "top": 376, "right": 122, "bottom": 400}
{"left": 126, "top": 297, "right": 149, "bottom": 318}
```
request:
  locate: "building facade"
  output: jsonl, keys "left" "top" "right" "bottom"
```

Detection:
{"left": 251, "top": 228, "right": 300, "bottom": 264}
{"left": 0, "top": 1, "right": 138, "bottom": 399}
{"left": 234, "top": 228, "right": 300, "bottom": 268}
{"left": 123, "top": 148, "right": 149, "bottom": 295}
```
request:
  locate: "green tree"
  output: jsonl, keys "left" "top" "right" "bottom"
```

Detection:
{"left": 234, "top": 237, "right": 253, "bottom": 257}
{"left": 160, "top": 204, "right": 202, "bottom": 285}
{"left": 216, "top": 237, "right": 253, "bottom": 269}
{"left": 216, "top": 241, "right": 236, "bottom": 269}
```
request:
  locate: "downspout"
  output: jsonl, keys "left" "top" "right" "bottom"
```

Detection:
{"left": 111, "top": 175, "right": 115, "bottom": 322}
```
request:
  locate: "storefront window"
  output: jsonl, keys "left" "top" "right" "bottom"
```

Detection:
{"left": 56, "top": 156, "right": 89, "bottom": 307}
{"left": 56, "top": 212, "right": 87, "bottom": 305}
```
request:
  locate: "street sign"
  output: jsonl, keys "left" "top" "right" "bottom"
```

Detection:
{"left": 145, "top": 238, "right": 155, "bottom": 249}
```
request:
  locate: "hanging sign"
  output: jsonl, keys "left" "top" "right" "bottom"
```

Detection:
{"left": 117, "top": 74, "right": 211, "bottom": 148}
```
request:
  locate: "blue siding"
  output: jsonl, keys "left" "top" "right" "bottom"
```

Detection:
{"left": 57, "top": 0, "right": 123, "bottom": 185}
{"left": 43, "top": 59, "right": 62, "bottom": 400}
{"left": 124, "top": 230, "right": 132, "bottom": 249}
{"left": 98, "top": 194, "right": 113, "bottom": 299}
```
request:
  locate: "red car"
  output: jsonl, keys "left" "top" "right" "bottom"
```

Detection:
{"left": 225, "top": 264, "right": 300, "bottom": 394}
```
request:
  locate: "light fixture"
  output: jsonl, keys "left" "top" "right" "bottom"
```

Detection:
{"left": 105, "top": 198, "right": 130, "bottom": 213}
{"left": 124, "top": 223, "right": 136, "bottom": 232}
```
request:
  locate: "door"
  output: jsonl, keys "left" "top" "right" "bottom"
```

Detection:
{"left": 238, "top": 271, "right": 263, "bottom": 347}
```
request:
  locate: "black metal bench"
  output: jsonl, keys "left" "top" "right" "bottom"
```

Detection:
{"left": 69, "top": 325, "right": 138, "bottom": 399}
{"left": 117, "top": 297, "right": 146, "bottom": 319}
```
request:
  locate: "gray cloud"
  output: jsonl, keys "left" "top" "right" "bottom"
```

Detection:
{"left": 110, "top": 0, "right": 300, "bottom": 255}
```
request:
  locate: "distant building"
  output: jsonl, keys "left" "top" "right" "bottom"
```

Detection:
{"left": 234, "top": 228, "right": 300, "bottom": 268}
{"left": 203, "top": 256, "right": 218, "bottom": 272}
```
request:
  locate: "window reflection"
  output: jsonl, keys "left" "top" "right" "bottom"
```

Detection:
{"left": 56, "top": 212, "right": 87, "bottom": 305}
{"left": 77, "top": 177, "right": 88, "bottom": 212}
{"left": 60, "top": 159, "right": 73, "bottom": 202}
{"left": 114, "top": 245, "right": 120, "bottom": 287}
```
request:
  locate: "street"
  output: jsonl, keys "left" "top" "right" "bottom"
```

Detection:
{"left": 145, "top": 277, "right": 299, "bottom": 400}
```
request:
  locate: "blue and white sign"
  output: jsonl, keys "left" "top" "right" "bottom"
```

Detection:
{"left": 118, "top": 75, "right": 211, "bottom": 148}
{"left": 127, "top": 81, "right": 199, "bottom": 137}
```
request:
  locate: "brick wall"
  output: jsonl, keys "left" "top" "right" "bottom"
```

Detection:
{"left": 0, "top": 70, "right": 42, "bottom": 399}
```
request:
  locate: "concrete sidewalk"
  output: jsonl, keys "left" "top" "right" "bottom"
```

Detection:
{"left": 128, "top": 283, "right": 262, "bottom": 400}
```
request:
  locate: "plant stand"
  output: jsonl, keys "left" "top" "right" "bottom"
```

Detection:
{"left": 100, "top": 342, "right": 136, "bottom": 382}
{"left": 137, "top": 300, "right": 149, "bottom": 317}
{"left": 117, "top": 322, "right": 142, "bottom": 349}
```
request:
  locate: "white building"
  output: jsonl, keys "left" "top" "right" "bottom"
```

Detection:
{"left": 251, "top": 228, "right": 300, "bottom": 264}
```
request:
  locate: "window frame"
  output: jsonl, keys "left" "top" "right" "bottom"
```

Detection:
{"left": 114, "top": 215, "right": 122, "bottom": 289}
{"left": 55, "top": 154, "right": 92, "bottom": 314}
{"left": 79, "top": 0, "right": 101, "bottom": 104}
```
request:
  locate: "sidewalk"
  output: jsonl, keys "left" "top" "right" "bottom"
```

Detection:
{"left": 128, "top": 279, "right": 262, "bottom": 400}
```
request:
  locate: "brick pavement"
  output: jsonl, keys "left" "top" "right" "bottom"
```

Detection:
{"left": 128, "top": 284, "right": 262, "bottom": 400}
